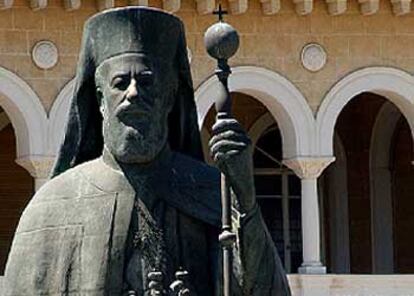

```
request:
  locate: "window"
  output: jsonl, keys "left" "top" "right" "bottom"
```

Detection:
{"left": 253, "top": 125, "right": 302, "bottom": 273}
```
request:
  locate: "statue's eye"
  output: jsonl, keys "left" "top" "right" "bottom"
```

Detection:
{"left": 137, "top": 70, "right": 154, "bottom": 87}
{"left": 111, "top": 75, "right": 130, "bottom": 91}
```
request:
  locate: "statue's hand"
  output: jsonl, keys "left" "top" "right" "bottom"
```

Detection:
{"left": 209, "top": 118, "right": 256, "bottom": 213}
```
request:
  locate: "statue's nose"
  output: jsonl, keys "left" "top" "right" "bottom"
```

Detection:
{"left": 126, "top": 78, "right": 138, "bottom": 100}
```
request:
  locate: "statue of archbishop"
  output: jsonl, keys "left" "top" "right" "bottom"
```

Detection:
{"left": 4, "top": 7, "right": 291, "bottom": 296}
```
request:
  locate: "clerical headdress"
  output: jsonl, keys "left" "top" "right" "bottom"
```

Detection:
{"left": 52, "top": 7, "right": 203, "bottom": 177}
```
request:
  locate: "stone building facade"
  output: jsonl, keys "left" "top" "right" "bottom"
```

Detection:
{"left": 0, "top": 0, "right": 413, "bottom": 295}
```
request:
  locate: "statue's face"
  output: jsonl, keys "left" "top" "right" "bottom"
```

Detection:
{"left": 95, "top": 54, "right": 177, "bottom": 163}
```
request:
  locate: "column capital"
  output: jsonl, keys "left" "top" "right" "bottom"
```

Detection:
{"left": 283, "top": 156, "right": 335, "bottom": 179}
{"left": 15, "top": 156, "right": 55, "bottom": 179}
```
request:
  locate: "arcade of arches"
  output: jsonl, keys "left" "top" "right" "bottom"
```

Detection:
{"left": 321, "top": 92, "right": 414, "bottom": 274}
{"left": 0, "top": 90, "right": 413, "bottom": 276}
{"left": 202, "top": 92, "right": 413, "bottom": 274}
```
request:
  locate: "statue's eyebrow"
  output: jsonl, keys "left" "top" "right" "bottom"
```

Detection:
{"left": 137, "top": 70, "right": 153, "bottom": 77}
{"left": 109, "top": 72, "right": 130, "bottom": 87}
{"left": 110, "top": 70, "right": 129, "bottom": 79}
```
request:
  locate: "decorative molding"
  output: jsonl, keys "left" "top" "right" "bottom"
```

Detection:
{"left": 16, "top": 156, "right": 55, "bottom": 179}
{"left": 128, "top": 0, "right": 149, "bottom": 5}
{"left": 195, "top": 66, "right": 315, "bottom": 160}
{"left": 260, "top": 0, "right": 280, "bottom": 14}
{"left": 358, "top": 0, "right": 379, "bottom": 15}
{"left": 195, "top": 0, "right": 215, "bottom": 14}
{"left": 293, "top": 0, "right": 313, "bottom": 15}
{"left": 0, "top": 111, "right": 10, "bottom": 131}
{"left": 97, "top": 0, "right": 114, "bottom": 11}
{"left": 228, "top": 0, "right": 248, "bottom": 14}
{"left": 30, "top": 0, "right": 47, "bottom": 10}
{"left": 316, "top": 67, "right": 414, "bottom": 155}
{"left": 317, "top": 67, "right": 414, "bottom": 158}
{"left": 32, "top": 40, "right": 59, "bottom": 70}
{"left": 391, "top": 0, "right": 411, "bottom": 15}
{"left": 162, "top": 0, "right": 180, "bottom": 12}
{"left": 0, "top": 66, "right": 48, "bottom": 157}
{"left": 301, "top": 43, "right": 327, "bottom": 72}
{"left": 0, "top": 0, "right": 13, "bottom": 10}
{"left": 248, "top": 112, "right": 276, "bottom": 147}
{"left": 326, "top": 0, "right": 347, "bottom": 15}
{"left": 63, "top": 0, "right": 81, "bottom": 11}
{"left": 283, "top": 157, "right": 335, "bottom": 179}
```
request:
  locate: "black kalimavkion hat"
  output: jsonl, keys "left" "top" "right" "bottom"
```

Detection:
{"left": 52, "top": 7, "right": 203, "bottom": 177}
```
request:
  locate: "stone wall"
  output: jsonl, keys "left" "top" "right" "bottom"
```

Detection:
{"left": 1, "top": 0, "right": 414, "bottom": 113}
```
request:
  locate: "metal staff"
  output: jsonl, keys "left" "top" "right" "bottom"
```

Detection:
{"left": 204, "top": 6, "right": 240, "bottom": 296}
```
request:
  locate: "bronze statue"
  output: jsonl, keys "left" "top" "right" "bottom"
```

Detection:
{"left": 4, "top": 7, "right": 291, "bottom": 296}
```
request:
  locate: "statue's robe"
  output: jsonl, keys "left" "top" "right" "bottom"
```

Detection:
{"left": 4, "top": 152, "right": 290, "bottom": 296}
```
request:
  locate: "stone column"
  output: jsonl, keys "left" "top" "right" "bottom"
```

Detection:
{"left": 16, "top": 156, "right": 55, "bottom": 191}
{"left": 283, "top": 157, "right": 335, "bottom": 274}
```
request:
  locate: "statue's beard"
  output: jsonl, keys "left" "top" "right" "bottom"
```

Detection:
{"left": 103, "top": 115, "right": 168, "bottom": 164}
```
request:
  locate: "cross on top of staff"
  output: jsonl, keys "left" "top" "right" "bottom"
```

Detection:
{"left": 213, "top": 4, "right": 228, "bottom": 22}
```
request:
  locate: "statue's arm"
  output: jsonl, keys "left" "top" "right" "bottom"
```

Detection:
{"left": 209, "top": 117, "right": 291, "bottom": 296}
{"left": 232, "top": 203, "right": 291, "bottom": 295}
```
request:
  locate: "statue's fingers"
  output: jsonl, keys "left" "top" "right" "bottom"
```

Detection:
{"left": 224, "top": 150, "right": 240, "bottom": 158}
{"left": 209, "top": 131, "right": 248, "bottom": 148}
{"left": 212, "top": 118, "right": 245, "bottom": 135}
{"left": 213, "top": 151, "right": 225, "bottom": 166}
{"left": 210, "top": 140, "right": 246, "bottom": 156}
{"left": 213, "top": 149, "right": 244, "bottom": 175}
{"left": 215, "top": 150, "right": 241, "bottom": 167}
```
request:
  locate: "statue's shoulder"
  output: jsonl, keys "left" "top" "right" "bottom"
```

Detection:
{"left": 15, "top": 158, "right": 114, "bottom": 234}
{"left": 33, "top": 158, "right": 105, "bottom": 203}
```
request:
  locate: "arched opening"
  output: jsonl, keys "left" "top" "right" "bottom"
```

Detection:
{"left": 321, "top": 92, "right": 414, "bottom": 274}
{"left": 0, "top": 105, "right": 34, "bottom": 275}
{"left": 196, "top": 66, "right": 316, "bottom": 161}
{"left": 391, "top": 118, "right": 414, "bottom": 273}
{"left": 201, "top": 92, "right": 302, "bottom": 273}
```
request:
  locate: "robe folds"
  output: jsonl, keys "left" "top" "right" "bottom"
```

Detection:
{"left": 3, "top": 152, "right": 291, "bottom": 296}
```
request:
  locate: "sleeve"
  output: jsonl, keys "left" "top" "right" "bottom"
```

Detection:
{"left": 231, "top": 203, "right": 292, "bottom": 296}
{"left": 2, "top": 196, "right": 84, "bottom": 296}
